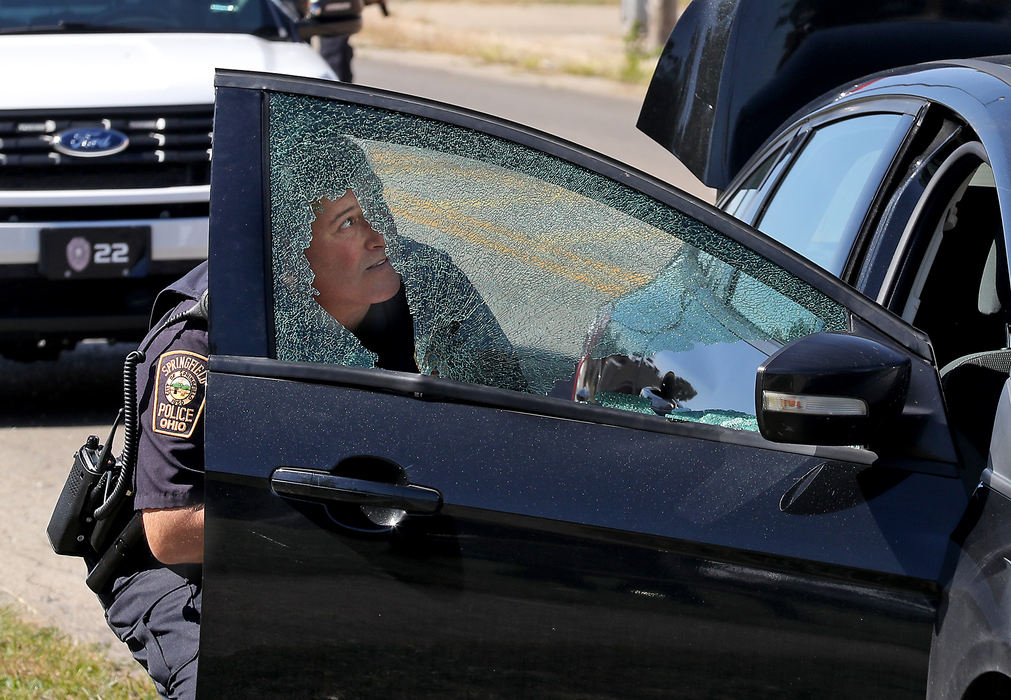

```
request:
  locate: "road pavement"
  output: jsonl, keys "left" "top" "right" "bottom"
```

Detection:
{"left": 1, "top": 49, "right": 713, "bottom": 669}
{"left": 355, "top": 49, "right": 715, "bottom": 202}
{"left": 2, "top": 341, "right": 137, "bottom": 665}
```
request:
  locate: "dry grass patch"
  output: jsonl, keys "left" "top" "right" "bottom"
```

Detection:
{"left": 358, "top": 3, "right": 652, "bottom": 83}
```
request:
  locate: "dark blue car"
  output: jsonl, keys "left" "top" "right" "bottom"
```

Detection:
{"left": 198, "top": 2, "right": 1011, "bottom": 697}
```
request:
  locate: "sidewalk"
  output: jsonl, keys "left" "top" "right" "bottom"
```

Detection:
{"left": 354, "top": 0, "right": 656, "bottom": 99}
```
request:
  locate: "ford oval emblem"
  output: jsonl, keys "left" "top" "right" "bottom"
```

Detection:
{"left": 52, "top": 127, "right": 129, "bottom": 158}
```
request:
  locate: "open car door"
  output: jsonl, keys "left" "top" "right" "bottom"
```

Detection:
{"left": 200, "top": 71, "right": 968, "bottom": 699}
{"left": 638, "top": 0, "right": 1011, "bottom": 190}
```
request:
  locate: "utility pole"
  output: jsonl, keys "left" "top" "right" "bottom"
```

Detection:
{"left": 646, "top": 0, "right": 679, "bottom": 51}
{"left": 622, "top": 0, "right": 680, "bottom": 51}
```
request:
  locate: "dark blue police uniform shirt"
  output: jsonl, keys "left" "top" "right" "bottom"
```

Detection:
{"left": 134, "top": 262, "right": 208, "bottom": 512}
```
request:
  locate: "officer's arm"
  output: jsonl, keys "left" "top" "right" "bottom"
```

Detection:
{"left": 142, "top": 506, "right": 204, "bottom": 564}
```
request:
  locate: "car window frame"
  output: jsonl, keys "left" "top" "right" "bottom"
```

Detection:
{"left": 854, "top": 112, "right": 981, "bottom": 306}
{"left": 718, "top": 142, "right": 790, "bottom": 222}
{"left": 851, "top": 114, "right": 966, "bottom": 300}
{"left": 208, "top": 69, "right": 954, "bottom": 466}
{"left": 718, "top": 131, "right": 807, "bottom": 225}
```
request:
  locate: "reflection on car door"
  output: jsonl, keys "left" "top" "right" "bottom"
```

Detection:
{"left": 200, "top": 72, "right": 967, "bottom": 699}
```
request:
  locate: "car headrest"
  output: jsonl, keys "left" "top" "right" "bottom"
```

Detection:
{"left": 989, "top": 378, "right": 1011, "bottom": 477}
{"left": 978, "top": 239, "right": 1002, "bottom": 315}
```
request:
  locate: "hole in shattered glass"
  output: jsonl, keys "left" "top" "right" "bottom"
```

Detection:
{"left": 267, "top": 93, "right": 846, "bottom": 432}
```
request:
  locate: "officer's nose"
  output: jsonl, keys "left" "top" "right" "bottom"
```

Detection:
{"left": 364, "top": 221, "right": 385, "bottom": 248}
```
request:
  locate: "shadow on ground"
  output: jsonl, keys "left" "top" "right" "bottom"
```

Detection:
{"left": 0, "top": 342, "right": 134, "bottom": 427}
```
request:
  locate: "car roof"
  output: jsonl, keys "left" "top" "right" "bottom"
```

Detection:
{"left": 766, "top": 53, "right": 1011, "bottom": 142}
{"left": 637, "top": 0, "right": 1011, "bottom": 191}
{"left": 965, "top": 54, "right": 1011, "bottom": 81}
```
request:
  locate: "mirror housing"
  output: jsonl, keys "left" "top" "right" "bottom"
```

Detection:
{"left": 756, "top": 332, "right": 910, "bottom": 446}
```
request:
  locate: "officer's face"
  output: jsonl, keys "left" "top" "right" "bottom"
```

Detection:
{"left": 305, "top": 188, "right": 401, "bottom": 330}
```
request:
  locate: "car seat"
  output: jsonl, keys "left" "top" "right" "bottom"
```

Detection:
{"left": 939, "top": 238, "right": 1011, "bottom": 474}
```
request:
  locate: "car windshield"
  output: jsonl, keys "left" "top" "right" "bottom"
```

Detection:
{"left": 0, "top": 0, "right": 291, "bottom": 36}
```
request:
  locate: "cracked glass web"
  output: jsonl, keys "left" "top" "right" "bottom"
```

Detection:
{"left": 267, "top": 92, "right": 846, "bottom": 431}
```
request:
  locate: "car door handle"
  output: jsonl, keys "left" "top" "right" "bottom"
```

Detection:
{"left": 271, "top": 467, "right": 442, "bottom": 515}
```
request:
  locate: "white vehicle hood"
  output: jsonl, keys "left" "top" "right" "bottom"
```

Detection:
{"left": 0, "top": 33, "right": 336, "bottom": 109}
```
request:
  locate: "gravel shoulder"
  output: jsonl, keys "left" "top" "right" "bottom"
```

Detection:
{"left": 3, "top": 426, "right": 134, "bottom": 662}
{"left": 2, "top": 341, "right": 140, "bottom": 667}
{"left": 355, "top": 0, "right": 655, "bottom": 95}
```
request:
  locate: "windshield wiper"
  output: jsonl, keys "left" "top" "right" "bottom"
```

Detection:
{"left": 0, "top": 22, "right": 153, "bottom": 35}
{"left": 250, "top": 24, "right": 286, "bottom": 39}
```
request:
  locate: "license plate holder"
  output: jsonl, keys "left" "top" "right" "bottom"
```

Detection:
{"left": 39, "top": 227, "right": 151, "bottom": 280}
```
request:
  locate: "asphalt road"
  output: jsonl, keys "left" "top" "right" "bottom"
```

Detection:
{"left": 355, "top": 50, "right": 716, "bottom": 202}
{"left": 2, "top": 341, "right": 138, "bottom": 665}
{"left": 0, "top": 51, "right": 713, "bottom": 668}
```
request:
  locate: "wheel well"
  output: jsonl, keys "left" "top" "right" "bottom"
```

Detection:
{"left": 962, "top": 672, "right": 1011, "bottom": 700}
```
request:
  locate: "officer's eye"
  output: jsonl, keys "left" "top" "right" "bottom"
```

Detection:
{"left": 338, "top": 216, "right": 355, "bottom": 231}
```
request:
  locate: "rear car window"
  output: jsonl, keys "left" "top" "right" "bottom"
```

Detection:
{"left": 267, "top": 92, "right": 847, "bottom": 431}
{"left": 721, "top": 146, "right": 783, "bottom": 223}
{"left": 757, "top": 113, "right": 913, "bottom": 274}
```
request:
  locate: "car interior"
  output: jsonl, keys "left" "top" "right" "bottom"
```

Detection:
{"left": 902, "top": 164, "right": 1006, "bottom": 360}
{"left": 722, "top": 113, "right": 1011, "bottom": 469}
{"left": 898, "top": 158, "right": 1011, "bottom": 471}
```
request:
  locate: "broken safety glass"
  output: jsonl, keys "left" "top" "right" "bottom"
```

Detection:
{"left": 267, "top": 92, "right": 846, "bottom": 432}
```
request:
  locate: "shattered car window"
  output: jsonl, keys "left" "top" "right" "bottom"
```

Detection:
{"left": 268, "top": 93, "right": 847, "bottom": 431}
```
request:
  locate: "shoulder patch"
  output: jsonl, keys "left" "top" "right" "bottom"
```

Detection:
{"left": 152, "top": 350, "right": 208, "bottom": 438}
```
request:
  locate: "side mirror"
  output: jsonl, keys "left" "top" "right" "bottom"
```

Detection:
{"left": 756, "top": 332, "right": 910, "bottom": 446}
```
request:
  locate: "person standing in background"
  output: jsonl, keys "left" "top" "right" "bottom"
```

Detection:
{"left": 298, "top": 0, "right": 390, "bottom": 83}
{"left": 318, "top": 33, "right": 356, "bottom": 83}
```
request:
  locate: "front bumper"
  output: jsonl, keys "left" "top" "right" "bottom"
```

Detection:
{"left": 0, "top": 185, "right": 209, "bottom": 264}
{"left": 0, "top": 185, "right": 208, "bottom": 351}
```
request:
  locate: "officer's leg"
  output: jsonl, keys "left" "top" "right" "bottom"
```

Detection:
{"left": 102, "top": 567, "right": 201, "bottom": 700}
{"left": 319, "top": 34, "right": 354, "bottom": 82}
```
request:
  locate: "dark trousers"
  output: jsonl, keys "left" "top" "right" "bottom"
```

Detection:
{"left": 319, "top": 34, "right": 354, "bottom": 83}
{"left": 100, "top": 567, "right": 201, "bottom": 700}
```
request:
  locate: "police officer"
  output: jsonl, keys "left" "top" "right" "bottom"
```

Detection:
{"left": 299, "top": 0, "right": 389, "bottom": 83}
{"left": 98, "top": 260, "right": 208, "bottom": 700}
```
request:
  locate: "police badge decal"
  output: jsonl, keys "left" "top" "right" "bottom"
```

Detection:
{"left": 153, "top": 350, "right": 208, "bottom": 438}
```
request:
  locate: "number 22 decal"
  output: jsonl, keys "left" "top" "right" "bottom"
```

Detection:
{"left": 94, "top": 242, "right": 129, "bottom": 264}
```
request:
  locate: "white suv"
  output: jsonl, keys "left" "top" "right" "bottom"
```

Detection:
{"left": 0, "top": 0, "right": 335, "bottom": 359}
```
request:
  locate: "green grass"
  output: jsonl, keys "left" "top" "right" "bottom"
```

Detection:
{"left": 0, "top": 605, "right": 157, "bottom": 699}
{"left": 620, "top": 20, "right": 663, "bottom": 83}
